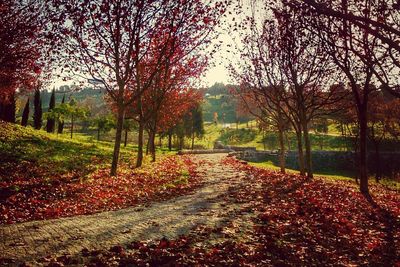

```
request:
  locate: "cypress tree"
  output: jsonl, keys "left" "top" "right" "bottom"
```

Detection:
{"left": 21, "top": 98, "right": 30, "bottom": 126}
{"left": 33, "top": 88, "right": 42, "bottom": 130}
{"left": 46, "top": 88, "right": 56, "bottom": 132}
{"left": 57, "top": 94, "right": 65, "bottom": 134}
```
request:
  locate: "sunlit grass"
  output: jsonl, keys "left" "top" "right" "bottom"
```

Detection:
{"left": 249, "top": 161, "right": 400, "bottom": 190}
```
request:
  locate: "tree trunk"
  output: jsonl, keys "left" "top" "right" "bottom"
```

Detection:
{"left": 168, "top": 132, "right": 172, "bottom": 151}
{"left": 374, "top": 141, "right": 381, "bottom": 183}
{"left": 124, "top": 129, "right": 128, "bottom": 147}
{"left": 110, "top": 105, "right": 125, "bottom": 176}
{"left": 302, "top": 121, "right": 313, "bottom": 179}
{"left": 179, "top": 136, "right": 184, "bottom": 150}
{"left": 295, "top": 129, "right": 306, "bottom": 176}
{"left": 136, "top": 120, "right": 144, "bottom": 168}
{"left": 263, "top": 130, "right": 266, "bottom": 151}
{"left": 149, "top": 130, "right": 156, "bottom": 162}
{"left": 146, "top": 133, "right": 150, "bottom": 155}
{"left": 286, "top": 133, "right": 291, "bottom": 151}
{"left": 191, "top": 131, "right": 195, "bottom": 150}
{"left": 358, "top": 106, "right": 369, "bottom": 194}
{"left": 278, "top": 127, "right": 286, "bottom": 174}
{"left": 277, "top": 111, "right": 286, "bottom": 174}
{"left": 70, "top": 115, "right": 74, "bottom": 139}
{"left": 97, "top": 128, "right": 100, "bottom": 141}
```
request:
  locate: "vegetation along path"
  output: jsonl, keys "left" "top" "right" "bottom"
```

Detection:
{"left": 0, "top": 154, "right": 254, "bottom": 263}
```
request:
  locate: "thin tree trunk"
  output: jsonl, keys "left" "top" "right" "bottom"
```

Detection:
{"left": 263, "top": 130, "right": 266, "bottom": 151}
{"left": 146, "top": 133, "right": 150, "bottom": 155}
{"left": 149, "top": 130, "right": 156, "bottom": 162}
{"left": 97, "top": 128, "right": 100, "bottom": 141}
{"left": 277, "top": 111, "right": 286, "bottom": 174}
{"left": 302, "top": 121, "right": 313, "bottom": 179}
{"left": 136, "top": 120, "right": 144, "bottom": 168}
{"left": 124, "top": 129, "right": 128, "bottom": 147}
{"left": 286, "top": 133, "right": 291, "bottom": 151}
{"left": 110, "top": 105, "right": 125, "bottom": 176}
{"left": 168, "top": 133, "right": 172, "bottom": 151}
{"left": 358, "top": 106, "right": 369, "bottom": 194}
{"left": 295, "top": 129, "right": 306, "bottom": 176}
{"left": 374, "top": 141, "right": 381, "bottom": 183}
{"left": 278, "top": 127, "right": 286, "bottom": 174}
{"left": 191, "top": 131, "right": 195, "bottom": 150}
{"left": 70, "top": 115, "right": 74, "bottom": 139}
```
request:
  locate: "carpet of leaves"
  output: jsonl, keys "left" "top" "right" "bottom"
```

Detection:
{"left": 39, "top": 156, "right": 400, "bottom": 267}
{"left": 0, "top": 155, "right": 202, "bottom": 224}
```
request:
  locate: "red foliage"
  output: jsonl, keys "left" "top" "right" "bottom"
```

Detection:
{"left": 0, "top": 155, "right": 202, "bottom": 224}
{"left": 0, "top": 1, "right": 45, "bottom": 103}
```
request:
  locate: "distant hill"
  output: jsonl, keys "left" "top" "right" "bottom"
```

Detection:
{"left": 202, "top": 83, "right": 252, "bottom": 124}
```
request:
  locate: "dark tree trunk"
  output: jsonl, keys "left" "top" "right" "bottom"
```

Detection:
{"left": 136, "top": 120, "right": 144, "bottom": 168}
{"left": 358, "top": 105, "right": 369, "bottom": 194}
{"left": 286, "top": 133, "right": 291, "bottom": 151}
{"left": 70, "top": 115, "right": 74, "bottom": 139}
{"left": 374, "top": 141, "right": 381, "bottom": 183}
{"left": 124, "top": 129, "right": 128, "bottom": 147}
{"left": 21, "top": 99, "right": 29, "bottom": 127}
{"left": 110, "top": 104, "right": 125, "bottom": 176}
{"left": 97, "top": 128, "right": 100, "bottom": 141}
{"left": 191, "top": 131, "right": 195, "bottom": 150}
{"left": 168, "top": 132, "right": 172, "bottom": 151}
{"left": 295, "top": 129, "right": 306, "bottom": 176}
{"left": 302, "top": 121, "right": 313, "bottom": 179}
{"left": 277, "top": 112, "right": 286, "bottom": 174}
{"left": 148, "top": 130, "right": 156, "bottom": 162}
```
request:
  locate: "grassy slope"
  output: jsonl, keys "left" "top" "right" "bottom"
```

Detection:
{"left": 0, "top": 121, "right": 173, "bottom": 181}
{"left": 250, "top": 161, "right": 400, "bottom": 190}
{"left": 197, "top": 121, "right": 352, "bottom": 151}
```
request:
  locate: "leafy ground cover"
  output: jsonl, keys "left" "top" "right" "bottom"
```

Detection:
{"left": 0, "top": 155, "right": 201, "bottom": 224}
{"left": 38, "top": 156, "right": 400, "bottom": 266}
{"left": 0, "top": 122, "right": 202, "bottom": 224}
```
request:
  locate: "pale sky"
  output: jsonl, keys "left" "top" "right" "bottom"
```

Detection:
{"left": 203, "top": 64, "right": 230, "bottom": 87}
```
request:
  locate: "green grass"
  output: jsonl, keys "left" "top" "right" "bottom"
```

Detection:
{"left": 0, "top": 122, "right": 174, "bottom": 180}
{"left": 249, "top": 161, "right": 400, "bottom": 190}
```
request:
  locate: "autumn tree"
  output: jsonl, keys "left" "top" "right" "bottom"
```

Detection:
{"left": 230, "top": 1, "right": 343, "bottom": 177}
{"left": 51, "top": 0, "right": 226, "bottom": 175}
{"left": 0, "top": 1, "right": 48, "bottom": 115}
{"left": 294, "top": 0, "right": 390, "bottom": 194}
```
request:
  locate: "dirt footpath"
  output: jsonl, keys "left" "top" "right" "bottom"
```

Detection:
{"left": 0, "top": 154, "right": 253, "bottom": 263}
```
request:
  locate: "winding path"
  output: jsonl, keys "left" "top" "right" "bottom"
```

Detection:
{"left": 0, "top": 154, "right": 252, "bottom": 264}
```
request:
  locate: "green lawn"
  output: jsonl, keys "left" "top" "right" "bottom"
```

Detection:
{"left": 250, "top": 161, "right": 400, "bottom": 190}
{"left": 0, "top": 122, "right": 174, "bottom": 181}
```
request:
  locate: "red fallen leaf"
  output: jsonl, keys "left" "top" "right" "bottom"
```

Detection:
{"left": 158, "top": 237, "right": 170, "bottom": 249}
{"left": 110, "top": 245, "right": 124, "bottom": 254}
{"left": 127, "top": 241, "right": 143, "bottom": 250}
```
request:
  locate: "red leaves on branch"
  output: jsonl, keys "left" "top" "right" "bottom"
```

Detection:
{"left": 0, "top": 1, "right": 45, "bottom": 103}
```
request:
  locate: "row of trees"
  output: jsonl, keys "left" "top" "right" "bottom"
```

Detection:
{"left": 231, "top": 0, "right": 400, "bottom": 194}
{"left": 0, "top": 0, "right": 223, "bottom": 175}
{"left": 47, "top": 0, "right": 225, "bottom": 174}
